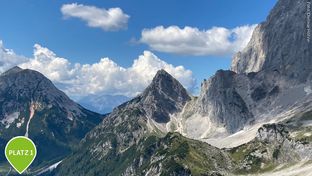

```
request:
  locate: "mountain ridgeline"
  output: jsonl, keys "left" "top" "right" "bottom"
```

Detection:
{"left": 1, "top": 0, "right": 312, "bottom": 175}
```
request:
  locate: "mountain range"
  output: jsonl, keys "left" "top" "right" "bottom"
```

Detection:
{"left": 77, "top": 94, "right": 130, "bottom": 114}
{"left": 0, "top": 0, "right": 311, "bottom": 175}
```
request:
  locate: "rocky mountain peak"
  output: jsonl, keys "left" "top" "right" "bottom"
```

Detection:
{"left": 140, "top": 69, "right": 191, "bottom": 123}
{"left": 154, "top": 68, "right": 170, "bottom": 77}
{"left": 1, "top": 66, "right": 23, "bottom": 75}
{"left": 0, "top": 67, "right": 70, "bottom": 106}
{"left": 0, "top": 67, "right": 103, "bottom": 168}
{"left": 231, "top": 0, "right": 312, "bottom": 82}
{"left": 0, "top": 66, "right": 103, "bottom": 121}
{"left": 147, "top": 69, "right": 180, "bottom": 90}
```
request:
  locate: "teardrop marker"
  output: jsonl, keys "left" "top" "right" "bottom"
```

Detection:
{"left": 5, "top": 136, "right": 37, "bottom": 174}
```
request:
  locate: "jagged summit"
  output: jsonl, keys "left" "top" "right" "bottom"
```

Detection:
{"left": 110, "top": 69, "right": 191, "bottom": 124}
{"left": 143, "top": 69, "right": 189, "bottom": 99}
{"left": 154, "top": 68, "right": 170, "bottom": 77}
{"left": 231, "top": 0, "right": 312, "bottom": 82}
{"left": 147, "top": 69, "right": 180, "bottom": 87}
{"left": 140, "top": 69, "right": 191, "bottom": 123}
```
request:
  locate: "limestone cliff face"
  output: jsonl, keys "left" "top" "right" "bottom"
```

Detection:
{"left": 231, "top": 0, "right": 312, "bottom": 82}
{"left": 190, "top": 0, "right": 312, "bottom": 135}
{"left": 195, "top": 70, "right": 254, "bottom": 133}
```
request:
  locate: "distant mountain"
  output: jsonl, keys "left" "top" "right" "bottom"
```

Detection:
{"left": 78, "top": 94, "right": 130, "bottom": 114}
{"left": 0, "top": 66, "right": 103, "bottom": 173}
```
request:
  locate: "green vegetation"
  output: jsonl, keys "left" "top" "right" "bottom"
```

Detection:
{"left": 57, "top": 132, "right": 232, "bottom": 176}
{"left": 229, "top": 140, "right": 278, "bottom": 175}
{"left": 138, "top": 133, "right": 232, "bottom": 176}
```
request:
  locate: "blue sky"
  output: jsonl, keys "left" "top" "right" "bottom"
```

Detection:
{"left": 0, "top": 0, "right": 277, "bottom": 97}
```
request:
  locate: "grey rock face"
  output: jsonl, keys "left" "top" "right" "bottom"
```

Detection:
{"left": 232, "top": 0, "right": 312, "bottom": 82}
{"left": 230, "top": 122, "right": 312, "bottom": 174}
{"left": 140, "top": 69, "right": 191, "bottom": 123}
{"left": 185, "top": 69, "right": 289, "bottom": 135}
{"left": 256, "top": 124, "right": 289, "bottom": 144}
{"left": 195, "top": 70, "right": 254, "bottom": 133}
{"left": 256, "top": 123, "right": 312, "bottom": 162}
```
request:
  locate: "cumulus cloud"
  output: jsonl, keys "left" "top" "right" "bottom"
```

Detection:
{"left": 0, "top": 41, "right": 195, "bottom": 98}
{"left": 0, "top": 41, "right": 28, "bottom": 73}
{"left": 61, "top": 3, "right": 129, "bottom": 31}
{"left": 20, "top": 44, "right": 78, "bottom": 83}
{"left": 140, "top": 25, "right": 257, "bottom": 56}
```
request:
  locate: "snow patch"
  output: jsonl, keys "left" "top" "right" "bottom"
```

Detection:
{"left": 67, "top": 111, "right": 74, "bottom": 121}
{"left": 304, "top": 86, "right": 312, "bottom": 95}
{"left": 16, "top": 117, "right": 25, "bottom": 128}
{"left": 36, "top": 160, "right": 62, "bottom": 175}
{"left": 1, "top": 112, "right": 20, "bottom": 128}
{"left": 202, "top": 105, "right": 307, "bottom": 148}
{"left": 204, "top": 123, "right": 264, "bottom": 148}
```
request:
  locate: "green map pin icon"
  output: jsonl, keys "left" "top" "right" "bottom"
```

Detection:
{"left": 5, "top": 136, "right": 37, "bottom": 174}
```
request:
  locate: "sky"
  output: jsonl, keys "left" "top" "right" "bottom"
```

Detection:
{"left": 0, "top": 0, "right": 277, "bottom": 99}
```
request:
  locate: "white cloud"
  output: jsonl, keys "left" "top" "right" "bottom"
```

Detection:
{"left": 0, "top": 41, "right": 195, "bottom": 98}
{"left": 0, "top": 41, "right": 28, "bottom": 73}
{"left": 20, "top": 44, "right": 78, "bottom": 83}
{"left": 140, "top": 25, "right": 257, "bottom": 56}
{"left": 61, "top": 3, "right": 129, "bottom": 31}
